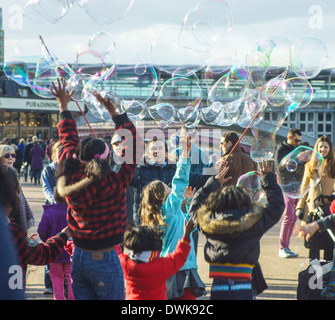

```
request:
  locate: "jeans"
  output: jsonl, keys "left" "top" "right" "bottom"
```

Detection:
{"left": 71, "top": 246, "right": 125, "bottom": 300}
{"left": 279, "top": 195, "right": 298, "bottom": 249}
{"left": 210, "top": 278, "right": 254, "bottom": 300}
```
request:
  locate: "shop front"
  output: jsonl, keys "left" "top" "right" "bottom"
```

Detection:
{"left": 0, "top": 97, "right": 82, "bottom": 143}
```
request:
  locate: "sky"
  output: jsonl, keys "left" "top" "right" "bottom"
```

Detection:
{"left": 1, "top": 0, "right": 335, "bottom": 70}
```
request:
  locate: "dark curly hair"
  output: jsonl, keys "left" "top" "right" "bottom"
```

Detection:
{"left": 123, "top": 225, "right": 163, "bottom": 254}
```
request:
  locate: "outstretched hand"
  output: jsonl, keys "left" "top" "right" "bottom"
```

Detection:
{"left": 93, "top": 91, "right": 118, "bottom": 118}
{"left": 184, "top": 186, "right": 196, "bottom": 200}
{"left": 50, "top": 78, "right": 74, "bottom": 112}
{"left": 184, "top": 218, "right": 195, "bottom": 239}
{"left": 257, "top": 160, "right": 273, "bottom": 176}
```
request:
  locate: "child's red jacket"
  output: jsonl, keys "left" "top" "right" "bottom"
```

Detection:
{"left": 119, "top": 237, "right": 191, "bottom": 300}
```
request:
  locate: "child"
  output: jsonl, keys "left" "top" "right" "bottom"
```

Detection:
{"left": 120, "top": 219, "right": 195, "bottom": 300}
{"left": 37, "top": 190, "right": 74, "bottom": 300}
{"left": 189, "top": 160, "right": 285, "bottom": 300}
{"left": 0, "top": 165, "right": 70, "bottom": 291}
{"left": 50, "top": 78, "right": 142, "bottom": 300}
{"left": 140, "top": 135, "right": 206, "bottom": 300}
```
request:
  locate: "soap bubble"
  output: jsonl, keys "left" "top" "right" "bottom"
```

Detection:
{"left": 120, "top": 100, "right": 147, "bottom": 122}
{"left": 75, "top": 0, "right": 135, "bottom": 25}
{"left": 23, "top": 0, "right": 72, "bottom": 24}
{"left": 150, "top": 26, "right": 209, "bottom": 77}
{"left": 181, "top": 0, "right": 233, "bottom": 46}
{"left": 250, "top": 128, "right": 276, "bottom": 162}
{"left": 291, "top": 36, "right": 328, "bottom": 79}
{"left": 276, "top": 146, "right": 325, "bottom": 199}
{"left": 88, "top": 32, "right": 116, "bottom": 59}
{"left": 148, "top": 103, "right": 176, "bottom": 128}
{"left": 237, "top": 171, "right": 265, "bottom": 202}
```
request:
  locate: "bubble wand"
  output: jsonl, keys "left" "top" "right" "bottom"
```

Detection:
{"left": 38, "top": 35, "right": 96, "bottom": 137}
{"left": 226, "top": 66, "right": 290, "bottom": 159}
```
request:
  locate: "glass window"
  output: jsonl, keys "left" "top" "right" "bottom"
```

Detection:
{"left": 326, "top": 113, "right": 332, "bottom": 121}
{"left": 308, "top": 123, "right": 314, "bottom": 132}
{"left": 11, "top": 112, "right": 19, "bottom": 126}
{"left": 300, "top": 113, "right": 306, "bottom": 121}
{"left": 289, "top": 113, "right": 296, "bottom": 121}
{"left": 300, "top": 123, "right": 305, "bottom": 131}
{"left": 3, "top": 112, "right": 10, "bottom": 126}
{"left": 326, "top": 124, "right": 332, "bottom": 132}
{"left": 308, "top": 113, "right": 313, "bottom": 121}
{"left": 318, "top": 123, "right": 323, "bottom": 132}
{"left": 20, "top": 113, "right": 27, "bottom": 127}
{"left": 318, "top": 113, "right": 323, "bottom": 121}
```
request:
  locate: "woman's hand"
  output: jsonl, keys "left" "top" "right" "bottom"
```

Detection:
{"left": 50, "top": 78, "right": 74, "bottom": 112}
{"left": 93, "top": 91, "right": 118, "bottom": 118}
{"left": 294, "top": 221, "right": 319, "bottom": 242}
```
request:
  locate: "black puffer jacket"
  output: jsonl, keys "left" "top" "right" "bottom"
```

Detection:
{"left": 189, "top": 172, "right": 285, "bottom": 266}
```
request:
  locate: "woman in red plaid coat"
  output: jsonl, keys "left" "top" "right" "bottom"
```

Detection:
{"left": 51, "top": 79, "right": 141, "bottom": 300}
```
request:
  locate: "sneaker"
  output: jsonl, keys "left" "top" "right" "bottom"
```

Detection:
{"left": 43, "top": 288, "right": 53, "bottom": 295}
{"left": 279, "top": 248, "right": 298, "bottom": 258}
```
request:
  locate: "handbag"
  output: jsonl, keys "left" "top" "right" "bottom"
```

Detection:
{"left": 304, "top": 183, "right": 335, "bottom": 250}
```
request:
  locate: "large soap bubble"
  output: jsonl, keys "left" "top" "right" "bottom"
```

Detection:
{"left": 74, "top": 0, "right": 135, "bottom": 25}
{"left": 276, "top": 146, "right": 324, "bottom": 199}
{"left": 150, "top": 26, "right": 209, "bottom": 77}
{"left": 290, "top": 36, "right": 328, "bottom": 79}
{"left": 237, "top": 171, "right": 265, "bottom": 203}
{"left": 181, "top": 0, "right": 232, "bottom": 47}
{"left": 23, "top": 0, "right": 73, "bottom": 24}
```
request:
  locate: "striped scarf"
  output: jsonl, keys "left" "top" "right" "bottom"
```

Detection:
{"left": 19, "top": 187, "right": 35, "bottom": 230}
{"left": 209, "top": 263, "right": 254, "bottom": 281}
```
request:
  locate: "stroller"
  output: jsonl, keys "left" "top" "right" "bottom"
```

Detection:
{"left": 297, "top": 195, "right": 335, "bottom": 300}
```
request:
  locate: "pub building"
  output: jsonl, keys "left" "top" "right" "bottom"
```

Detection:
{"left": 0, "top": 75, "right": 82, "bottom": 144}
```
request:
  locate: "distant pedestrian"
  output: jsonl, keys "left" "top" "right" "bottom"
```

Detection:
{"left": 30, "top": 137, "right": 44, "bottom": 185}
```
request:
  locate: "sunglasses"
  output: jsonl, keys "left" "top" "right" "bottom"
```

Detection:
{"left": 294, "top": 139, "right": 302, "bottom": 143}
{"left": 4, "top": 153, "right": 16, "bottom": 159}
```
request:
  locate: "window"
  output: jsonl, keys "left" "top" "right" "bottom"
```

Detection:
{"left": 318, "top": 123, "right": 323, "bottom": 132}
{"left": 300, "top": 123, "right": 305, "bottom": 131}
{"left": 300, "top": 113, "right": 306, "bottom": 121}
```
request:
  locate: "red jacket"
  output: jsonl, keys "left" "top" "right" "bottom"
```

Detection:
{"left": 119, "top": 237, "right": 191, "bottom": 300}
{"left": 57, "top": 111, "right": 142, "bottom": 250}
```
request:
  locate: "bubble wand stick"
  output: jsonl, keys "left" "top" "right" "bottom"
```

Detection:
{"left": 38, "top": 35, "right": 96, "bottom": 137}
{"left": 226, "top": 66, "right": 290, "bottom": 159}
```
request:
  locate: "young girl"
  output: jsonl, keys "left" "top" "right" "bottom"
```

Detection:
{"left": 140, "top": 135, "right": 206, "bottom": 300}
{"left": 37, "top": 190, "right": 74, "bottom": 300}
{"left": 296, "top": 135, "right": 335, "bottom": 261}
{"left": 0, "top": 165, "right": 70, "bottom": 291}
{"left": 50, "top": 78, "right": 141, "bottom": 300}
{"left": 120, "top": 219, "right": 195, "bottom": 300}
{"left": 189, "top": 161, "right": 285, "bottom": 300}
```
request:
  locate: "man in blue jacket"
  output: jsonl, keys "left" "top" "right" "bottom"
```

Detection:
{"left": 130, "top": 137, "right": 210, "bottom": 226}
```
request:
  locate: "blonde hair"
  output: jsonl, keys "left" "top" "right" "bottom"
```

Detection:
{"left": 140, "top": 180, "right": 169, "bottom": 227}
{"left": 51, "top": 141, "right": 61, "bottom": 162}
{"left": 0, "top": 144, "right": 15, "bottom": 164}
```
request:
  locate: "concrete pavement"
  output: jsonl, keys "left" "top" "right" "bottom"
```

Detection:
{"left": 21, "top": 180, "right": 310, "bottom": 300}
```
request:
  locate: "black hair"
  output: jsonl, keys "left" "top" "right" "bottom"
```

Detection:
{"left": 57, "top": 137, "right": 109, "bottom": 182}
{"left": 206, "top": 185, "right": 251, "bottom": 213}
{"left": 123, "top": 225, "right": 163, "bottom": 253}
{"left": 221, "top": 131, "right": 239, "bottom": 147}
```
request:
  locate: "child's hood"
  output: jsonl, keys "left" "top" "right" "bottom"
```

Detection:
{"left": 196, "top": 203, "right": 264, "bottom": 236}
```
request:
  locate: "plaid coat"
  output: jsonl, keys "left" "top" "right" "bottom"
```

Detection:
{"left": 8, "top": 220, "right": 67, "bottom": 289}
{"left": 57, "top": 111, "right": 141, "bottom": 250}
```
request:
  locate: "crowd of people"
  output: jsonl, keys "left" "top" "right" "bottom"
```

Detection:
{"left": 1, "top": 78, "right": 335, "bottom": 301}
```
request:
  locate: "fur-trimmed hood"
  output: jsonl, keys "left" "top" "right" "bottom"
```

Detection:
{"left": 57, "top": 175, "right": 94, "bottom": 198}
{"left": 196, "top": 203, "right": 264, "bottom": 236}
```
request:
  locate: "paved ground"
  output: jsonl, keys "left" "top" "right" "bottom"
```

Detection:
{"left": 21, "top": 180, "right": 310, "bottom": 300}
